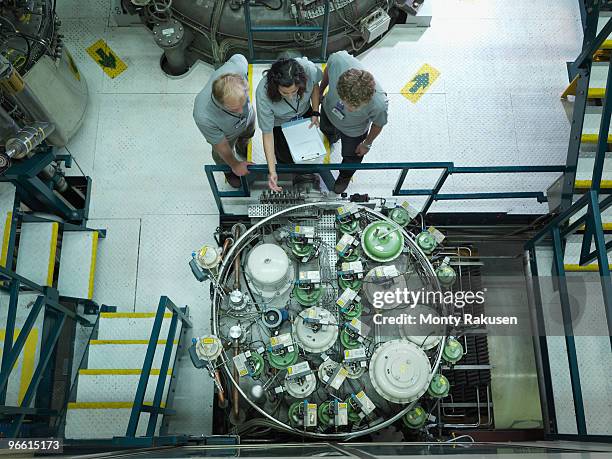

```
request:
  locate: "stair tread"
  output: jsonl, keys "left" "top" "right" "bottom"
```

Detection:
{"left": 97, "top": 313, "right": 178, "bottom": 340}
{"left": 65, "top": 405, "right": 162, "bottom": 439}
{"left": 87, "top": 340, "right": 179, "bottom": 369}
{"left": 576, "top": 152, "right": 612, "bottom": 182}
{"left": 75, "top": 373, "right": 172, "bottom": 404}
{"left": 57, "top": 231, "right": 99, "bottom": 300}
{"left": 15, "top": 222, "right": 58, "bottom": 287}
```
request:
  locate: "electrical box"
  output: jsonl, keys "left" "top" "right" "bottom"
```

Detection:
{"left": 360, "top": 8, "right": 391, "bottom": 44}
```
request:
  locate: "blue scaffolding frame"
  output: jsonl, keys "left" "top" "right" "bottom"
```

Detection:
{"left": 0, "top": 265, "right": 94, "bottom": 437}
{"left": 205, "top": 162, "right": 567, "bottom": 217}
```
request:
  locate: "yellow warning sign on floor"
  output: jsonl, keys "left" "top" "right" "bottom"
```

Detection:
{"left": 86, "top": 39, "right": 127, "bottom": 79}
{"left": 401, "top": 64, "right": 440, "bottom": 103}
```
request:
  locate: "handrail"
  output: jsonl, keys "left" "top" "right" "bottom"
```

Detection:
{"left": 125, "top": 296, "right": 191, "bottom": 438}
{"left": 204, "top": 162, "right": 567, "bottom": 216}
{"left": 0, "top": 265, "right": 93, "bottom": 326}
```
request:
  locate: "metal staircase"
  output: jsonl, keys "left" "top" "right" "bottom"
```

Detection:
{"left": 63, "top": 299, "right": 192, "bottom": 443}
{"left": 0, "top": 150, "right": 192, "bottom": 444}
{"left": 0, "top": 178, "right": 105, "bottom": 437}
{"left": 527, "top": 0, "right": 612, "bottom": 442}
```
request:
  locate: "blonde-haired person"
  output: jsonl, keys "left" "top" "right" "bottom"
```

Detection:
{"left": 194, "top": 54, "right": 256, "bottom": 188}
{"left": 319, "top": 51, "right": 389, "bottom": 194}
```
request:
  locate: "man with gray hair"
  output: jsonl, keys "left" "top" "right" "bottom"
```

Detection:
{"left": 319, "top": 50, "right": 388, "bottom": 194}
{"left": 194, "top": 54, "right": 256, "bottom": 188}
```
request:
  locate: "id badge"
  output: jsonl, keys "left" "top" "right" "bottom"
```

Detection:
{"left": 332, "top": 101, "right": 346, "bottom": 120}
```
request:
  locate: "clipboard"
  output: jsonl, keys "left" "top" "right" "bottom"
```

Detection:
{"left": 281, "top": 118, "right": 327, "bottom": 163}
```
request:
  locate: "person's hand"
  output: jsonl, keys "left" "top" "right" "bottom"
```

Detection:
{"left": 309, "top": 115, "right": 320, "bottom": 129}
{"left": 356, "top": 142, "right": 371, "bottom": 157}
{"left": 268, "top": 172, "right": 282, "bottom": 192}
{"left": 231, "top": 161, "right": 254, "bottom": 177}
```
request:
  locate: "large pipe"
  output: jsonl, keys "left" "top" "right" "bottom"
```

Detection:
{"left": 5, "top": 122, "right": 55, "bottom": 159}
{"left": 232, "top": 338, "right": 240, "bottom": 421}
{"left": 232, "top": 225, "right": 242, "bottom": 291}
{"left": 214, "top": 370, "right": 226, "bottom": 405}
{"left": 0, "top": 56, "right": 63, "bottom": 145}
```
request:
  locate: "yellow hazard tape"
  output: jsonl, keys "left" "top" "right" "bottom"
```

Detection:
{"left": 581, "top": 133, "right": 612, "bottom": 144}
{"left": 564, "top": 264, "right": 612, "bottom": 272}
{"left": 1, "top": 212, "right": 12, "bottom": 268}
{"left": 88, "top": 232, "right": 99, "bottom": 300}
{"left": 79, "top": 369, "right": 172, "bottom": 376}
{"left": 86, "top": 39, "right": 127, "bottom": 79}
{"left": 46, "top": 223, "right": 59, "bottom": 287}
{"left": 100, "top": 312, "right": 172, "bottom": 319}
{"left": 401, "top": 63, "right": 440, "bottom": 104}
{"left": 574, "top": 180, "right": 612, "bottom": 189}
{"left": 68, "top": 402, "right": 166, "bottom": 409}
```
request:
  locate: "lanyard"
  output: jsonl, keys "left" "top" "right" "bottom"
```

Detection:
{"left": 282, "top": 94, "right": 301, "bottom": 115}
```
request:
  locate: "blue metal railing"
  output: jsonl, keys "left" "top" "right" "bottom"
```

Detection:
{"left": 124, "top": 296, "right": 192, "bottom": 441}
{"left": 0, "top": 264, "right": 95, "bottom": 437}
{"left": 205, "top": 162, "right": 567, "bottom": 217}
{"left": 525, "top": 0, "right": 612, "bottom": 442}
{"left": 243, "top": 0, "right": 330, "bottom": 63}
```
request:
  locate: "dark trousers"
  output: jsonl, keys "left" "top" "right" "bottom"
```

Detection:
{"left": 273, "top": 106, "right": 315, "bottom": 164}
{"left": 319, "top": 105, "right": 367, "bottom": 179}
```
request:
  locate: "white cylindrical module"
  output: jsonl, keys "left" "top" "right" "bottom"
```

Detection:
{"left": 369, "top": 340, "right": 432, "bottom": 404}
{"left": 245, "top": 243, "right": 294, "bottom": 299}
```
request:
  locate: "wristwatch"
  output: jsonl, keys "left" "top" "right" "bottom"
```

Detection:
{"left": 363, "top": 143, "right": 373, "bottom": 150}
{"left": 311, "top": 111, "right": 321, "bottom": 117}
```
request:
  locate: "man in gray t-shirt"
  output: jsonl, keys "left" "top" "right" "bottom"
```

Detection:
{"left": 193, "top": 54, "right": 256, "bottom": 188}
{"left": 320, "top": 51, "right": 389, "bottom": 194}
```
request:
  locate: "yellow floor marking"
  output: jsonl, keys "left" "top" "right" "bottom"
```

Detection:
{"left": 581, "top": 133, "right": 612, "bottom": 144}
{"left": 88, "top": 232, "right": 99, "bottom": 300}
{"left": 100, "top": 312, "right": 172, "bottom": 319}
{"left": 1, "top": 212, "right": 12, "bottom": 268}
{"left": 68, "top": 401, "right": 166, "bottom": 409}
{"left": 86, "top": 39, "right": 127, "bottom": 79}
{"left": 574, "top": 180, "right": 612, "bottom": 189}
{"left": 247, "top": 64, "right": 253, "bottom": 162}
{"left": 46, "top": 222, "right": 59, "bottom": 287}
{"left": 0, "top": 328, "right": 38, "bottom": 404}
{"left": 79, "top": 368, "right": 172, "bottom": 376}
{"left": 90, "top": 339, "right": 177, "bottom": 345}
{"left": 401, "top": 63, "right": 440, "bottom": 104}
{"left": 564, "top": 264, "right": 612, "bottom": 272}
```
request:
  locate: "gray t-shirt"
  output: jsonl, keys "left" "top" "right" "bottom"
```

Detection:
{"left": 256, "top": 57, "right": 323, "bottom": 133}
{"left": 193, "top": 54, "right": 255, "bottom": 145}
{"left": 322, "top": 51, "right": 388, "bottom": 137}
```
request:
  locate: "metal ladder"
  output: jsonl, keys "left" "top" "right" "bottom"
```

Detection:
{"left": 243, "top": 0, "right": 331, "bottom": 63}
{"left": 527, "top": 0, "right": 612, "bottom": 442}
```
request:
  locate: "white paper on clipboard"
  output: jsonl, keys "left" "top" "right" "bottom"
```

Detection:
{"left": 281, "top": 118, "right": 327, "bottom": 163}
